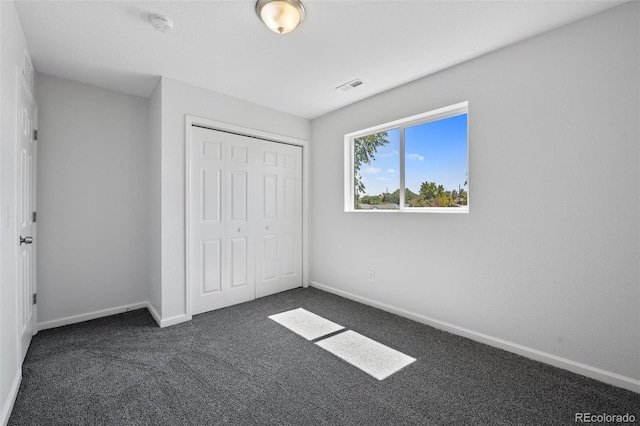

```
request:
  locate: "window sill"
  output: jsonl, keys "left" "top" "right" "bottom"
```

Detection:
{"left": 345, "top": 207, "right": 469, "bottom": 214}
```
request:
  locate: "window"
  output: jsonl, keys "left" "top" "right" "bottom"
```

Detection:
{"left": 345, "top": 101, "right": 468, "bottom": 213}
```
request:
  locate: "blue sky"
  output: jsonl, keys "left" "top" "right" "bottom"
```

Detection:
{"left": 359, "top": 114, "right": 468, "bottom": 196}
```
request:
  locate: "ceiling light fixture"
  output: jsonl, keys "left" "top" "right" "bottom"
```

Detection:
{"left": 256, "top": 0, "right": 305, "bottom": 34}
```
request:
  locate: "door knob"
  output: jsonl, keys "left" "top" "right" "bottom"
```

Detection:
{"left": 20, "top": 236, "right": 33, "bottom": 245}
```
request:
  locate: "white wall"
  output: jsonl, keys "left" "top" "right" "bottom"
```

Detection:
{"left": 35, "top": 73, "right": 150, "bottom": 329}
{"left": 0, "top": 2, "right": 29, "bottom": 424}
{"left": 310, "top": 3, "right": 639, "bottom": 391}
{"left": 147, "top": 79, "right": 162, "bottom": 320}
{"left": 158, "top": 77, "right": 310, "bottom": 324}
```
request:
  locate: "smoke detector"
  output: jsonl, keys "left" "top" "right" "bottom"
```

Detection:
{"left": 149, "top": 14, "right": 174, "bottom": 33}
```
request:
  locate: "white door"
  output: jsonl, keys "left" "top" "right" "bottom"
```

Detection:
{"left": 188, "top": 126, "right": 302, "bottom": 315}
{"left": 224, "top": 133, "right": 255, "bottom": 307}
{"left": 189, "top": 126, "right": 226, "bottom": 314}
{"left": 189, "top": 127, "right": 257, "bottom": 315}
{"left": 255, "top": 141, "right": 302, "bottom": 298}
{"left": 18, "top": 72, "right": 37, "bottom": 360}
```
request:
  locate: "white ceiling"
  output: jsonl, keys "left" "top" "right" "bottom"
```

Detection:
{"left": 15, "top": 0, "right": 626, "bottom": 119}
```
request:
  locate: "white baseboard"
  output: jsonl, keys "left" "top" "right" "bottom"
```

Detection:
{"left": 146, "top": 302, "right": 163, "bottom": 327}
{"left": 37, "top": 302, "right": 149, "bottom": 331}
{"left": 157, "top": 313, "right": 188, "bottom": 328}
{"left": 1, "top": 370, "right": 21, "bottom": 426}
{"left": 146, "top": 302, "right": 187, "bottom": 328}
{"left": 145, "top": 303, "right": 188, "bottom": 328}
{"left": 37, "top": 302, "right": 188, "bottom": 331}
{"left": 310, "top": 281, "right": 640, "bottom": 394}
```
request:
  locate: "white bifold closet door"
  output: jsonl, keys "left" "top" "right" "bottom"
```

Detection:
{"left": 254, "top": 138, "right": 303, "bottom": 298}
{"left": 189, "top": 126, "right": 302, "bottom": 316}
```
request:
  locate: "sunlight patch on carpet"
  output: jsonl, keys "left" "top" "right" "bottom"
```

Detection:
{"left": 316, "top": 330, "right": 416, "bottom": 380}
{"left": 269, "top": 308, "right": 344, "bottom": 341}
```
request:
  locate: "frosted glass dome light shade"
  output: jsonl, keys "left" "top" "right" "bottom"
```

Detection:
{"left": 256, "top": 0, "right": 306, "bottom": 34}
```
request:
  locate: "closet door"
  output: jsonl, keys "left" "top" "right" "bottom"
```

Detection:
{"left": 190, "top": 126, "right": 227, "bottom": 314}
{"left": 189, "top": 125, "right": 302, "bottom": 315}
{"left": 255, "top": 141, "right": 302, "bottom": 298}
{"left": 278, "top": 143, "right": 303, "bottom": 291}
{"left": 224, "top": 133, "right": 256, "bottom": 307}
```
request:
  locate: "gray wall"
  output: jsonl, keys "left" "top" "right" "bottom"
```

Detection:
{"left": 309, "top": 2, "right": 639, "bottom": 388}
{"left": 36, "top": 73, "right": 149, "bottom": 327}
{"left": 147, "top": 79, "right": 162, "bottom": 318}
{"left": 157, "top": 77, "right": 311, "bottom": 324}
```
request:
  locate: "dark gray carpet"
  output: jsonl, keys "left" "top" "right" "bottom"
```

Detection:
{"left": 9, "top": 287, "right": 639, "bottom": 425}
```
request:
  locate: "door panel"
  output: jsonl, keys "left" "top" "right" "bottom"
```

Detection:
{"left": 231, "top": 145, "right": 247, "bottom": 163}
{"left": 190, "top": 127, "right": 227, "bottom": 314}
{"left": 202, "top": 240, "right": 222, "bottom": 294}
{"left": 229, "top": 171, "right": 247, "bottom": 222}
{"left": 202, "top": 139, "right": 222, "bottom": 159}
{"left": 279, "top": 144, "right": 303, "bottom": 291}
{"left": 283, "top": 153, "right": 296, "bottom": 169}
{"left": 202, "top": 169, "right": 221, "bottom": 223}
{"left": 229, "top": 237, "right": 248, "bottom": 288}
{"left": 282, "top": 232, "right": 296, "bottom": 277}
{"left": 263, "top": 150, "right": 277, "bottom": 167}
{"left": 263, "top": 175, "right": 277, "bottom": 219}
{"left": 21, "top": 249, "right": 32, "bottom": 331}
{"left": 18, "top": 72, "right": 37, "bottom": 360}
{"left": 256, "top": 140, "right": 302, "bottom": 297}
{"left": 284, "top": 177, "right": 296, "bottom": 218}
{"left": 262, "top": 234, "right": 278, "bottom": 281}
{"left": 224, "top": 134, "right": 254, "bottom": 306}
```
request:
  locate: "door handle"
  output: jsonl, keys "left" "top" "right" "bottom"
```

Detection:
{"left": 20, "top": 236, "right": 33, "bottom": 245}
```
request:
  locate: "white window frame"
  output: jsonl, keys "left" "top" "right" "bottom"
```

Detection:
{"left": 344, "top": 101, "right": 469, "bottom": 213}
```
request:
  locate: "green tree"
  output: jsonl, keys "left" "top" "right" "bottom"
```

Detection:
{"left": 360, "top": 195, "right": 382, "bottom": 205}
{"left": 419, "top": 181, "right": 437, "bottom": 200}
{"left": 384, "top": 189, "right": 399, "bottom": 204}
{"left": 410, "top": 181, "right": 460, "bottom": 207}
{"left": 381, "top": 188, "right": 417, "bottom": 205}
{"left": 458, "top": 187, "right": 468, "bottom": 206}
{"left": 405, "top": 187, "right": 418, "bottom": 205}
{"left": 353, "top": 132, "right": 389, "bottom": 208}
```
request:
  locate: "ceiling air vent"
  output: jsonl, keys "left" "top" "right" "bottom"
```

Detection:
{"left": 336, "top": 78, "right": 364, "bottom": 92}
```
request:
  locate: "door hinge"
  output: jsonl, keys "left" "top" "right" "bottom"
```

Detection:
{"left": 33, "top": 293, "right": 37, "bottom": 305}
{"left": 32, "top": 211, "right": 37, "bottom": 223}
{"left": 33, "top": 129, "right": 38, "bottom": 141}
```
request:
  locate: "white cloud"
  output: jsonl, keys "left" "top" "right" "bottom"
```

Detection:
{"left": 408, "top": 153, "right": 424, "bottom": 161}
{"left": 362, "top": 166, "right": 381, "bottom": 174}
{"left": 378, "top": 150, "right": 399, "bottom": 158}
{"left": 387, "top": 169, "right": 396, "bottom": 173}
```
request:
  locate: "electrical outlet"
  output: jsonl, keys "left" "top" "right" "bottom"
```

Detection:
{"left": 367, "top": 271, "right": 375, "bottom": 282}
